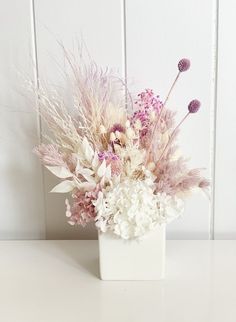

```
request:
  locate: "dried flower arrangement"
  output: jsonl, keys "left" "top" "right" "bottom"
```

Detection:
{"left": 33, "top": 52, "right": 209, "bottom": 240}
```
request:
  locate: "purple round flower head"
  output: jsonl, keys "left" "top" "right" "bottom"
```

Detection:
{"left": 178, "top": 58, "right": 191, "bottom": 72}
{"left": 188, "top": 99, "right": 201, "bottom": 113}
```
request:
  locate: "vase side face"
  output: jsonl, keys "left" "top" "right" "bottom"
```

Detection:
{"left": 98, "top": 224, "right": 166, "bottom": 281}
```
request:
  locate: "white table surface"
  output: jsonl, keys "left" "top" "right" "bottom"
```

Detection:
{"left": 0, "top": 240, "right": 235, "bottom": 322}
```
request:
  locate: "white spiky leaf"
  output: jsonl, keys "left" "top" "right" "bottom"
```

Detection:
{"left": 78, "top": 168, "right": 95, "bottom": 183}
{"left": 105, "top": 164, "right": 111, "bottom": 180}
{"left": 50, "top": 180, "right": 76, "bottom": 193}
{"left": 78, "top": 182, "right": 96, "bottom": 191}
{"left": 46, "top": 166, "right": 72, "bottom": 179}
{"left": 97, "top": 159, "right": 106, "bottom": 177}
{"left": 82, "top": 137, "right": 94, "bottom": 163}
{"left": 80, "top": 168, "right": 94, "bottom": 176}
{"left": 92, "top": 152, "right": 99, "bottom": 169}
{"left": 75, "top": 158, "right": 81, "bottom": 176}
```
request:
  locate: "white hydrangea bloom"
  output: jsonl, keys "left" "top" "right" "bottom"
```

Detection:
{"left": 93, "top": 178, "right": 184, "bottom": 239}
{"left": 156, "top": 192, "right": 184, "bottom": 224}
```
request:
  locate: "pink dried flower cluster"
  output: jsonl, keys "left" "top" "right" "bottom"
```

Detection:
{"left": 130, "top": 89, "right": 163, "bottom": 141}
{"left": 65, "top": 190, "right": 98, "bottom": 227}
{"left": 32, "top": 54, "right": 209, "bottom": 239}
{"left": 135, "top": 89, "right": 163, "bottom": 113}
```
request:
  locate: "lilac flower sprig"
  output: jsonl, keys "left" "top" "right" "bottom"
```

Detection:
{"left": 157, "top": 99, "right": 201, "bottom": 163}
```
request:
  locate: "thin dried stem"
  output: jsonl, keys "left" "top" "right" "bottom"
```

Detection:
{"left": 157, "top": 112, "right": 190, "bottom": 164}
{"left": 145, "top": 72, "right": 181, "bottom": 163}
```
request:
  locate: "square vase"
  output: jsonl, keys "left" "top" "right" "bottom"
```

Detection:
{"left": 98, "top": 224, "right": 166, "bottom": 281}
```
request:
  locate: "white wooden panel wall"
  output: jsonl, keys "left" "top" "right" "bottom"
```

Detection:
{"left": 125, "top": 0, "right": 214, "bottom": 239}
{"left": 1, "top": 0, "right": 234, "bottom": 240}
{"left": 214, "top": 0, "right": 236, "bottom": 239}
{"left": 0, "top": 0, "right": 45, "bottom": 239}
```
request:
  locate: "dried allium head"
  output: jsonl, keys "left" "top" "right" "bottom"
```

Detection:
{"left": 188, "top": 99, "right": 201, "bottom": 113}
{"left": 178, "top": 58, "right": 190, "bottom": 72}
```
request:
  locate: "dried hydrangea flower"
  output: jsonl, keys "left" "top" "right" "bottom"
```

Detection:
{"left": 93, "top": 178, "right": 184, "bottom": 239}
{"left": 178, "top": 58, "right": 191, "bottom": 72}
{"left": 65, "top": 190, "right": 97, "bottom": 227}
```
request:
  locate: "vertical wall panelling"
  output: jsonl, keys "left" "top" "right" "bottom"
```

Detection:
{"left": 125, "top": 0, "right": 215, "bottom": 239}
{"left": 34, "top": 0, "right": 125, "bottom": 239}
{"left": 210, "top": 0, "right": 219, "bottom": 240}
{"left": 1, "top": 0, "right": 231, "bottom": 240}
{"left": 0, "top": 0, "right": 45, "bottom": 239}
{"left": 214, "top": 0, "right": 236, "bottom": 239}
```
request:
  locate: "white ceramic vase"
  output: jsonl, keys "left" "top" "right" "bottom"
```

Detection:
{"left": 98, "top": 224, "right": 166, "bottom": 280}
